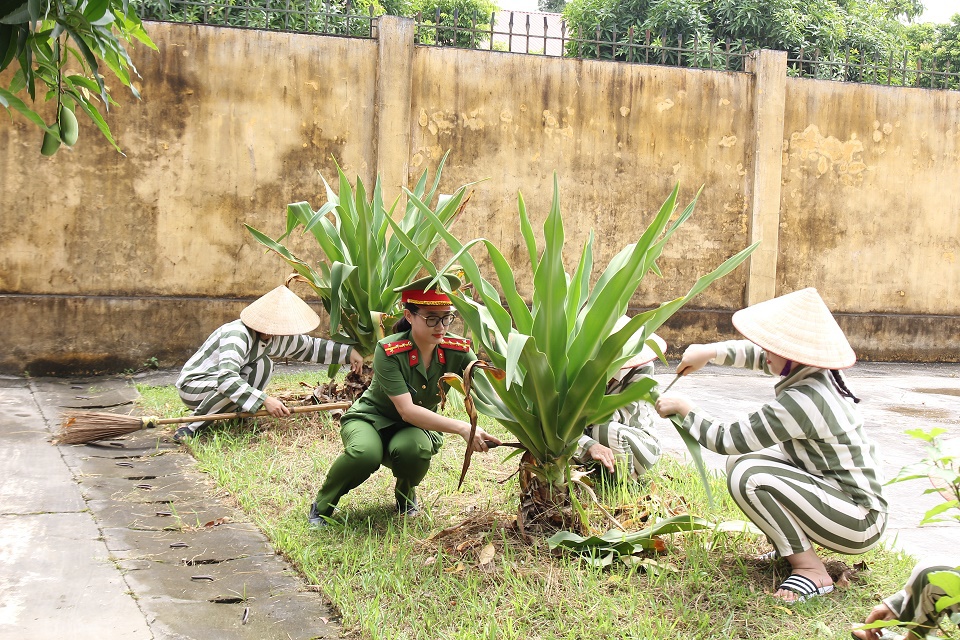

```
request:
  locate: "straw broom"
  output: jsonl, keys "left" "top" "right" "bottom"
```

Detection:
{"left": 57, "top": 402, "right": 352, "bottom": 445}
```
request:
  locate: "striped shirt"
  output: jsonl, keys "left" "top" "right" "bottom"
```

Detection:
{"left": 176, "top": 319, "right": 353, "bottom": 412}
{"left": 575, "top": 363, "right": 657, "bottom": 458}
{"left": 682, "top": 340, "right": 887, "bottom": 513}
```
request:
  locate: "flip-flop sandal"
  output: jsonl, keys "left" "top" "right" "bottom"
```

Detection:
{"left": 775, "top": 573, "right": 834, "bottom": 603}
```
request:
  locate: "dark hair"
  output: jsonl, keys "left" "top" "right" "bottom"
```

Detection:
{"left": 830, "top": 369, "right": 861, "bottom": 404}
{"left": 392, "top": 303, "right": 420, "bottom": 333}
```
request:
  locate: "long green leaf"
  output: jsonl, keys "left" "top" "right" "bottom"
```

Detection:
{"left": 530, "top": 174, "right": 569, "bottom": 381}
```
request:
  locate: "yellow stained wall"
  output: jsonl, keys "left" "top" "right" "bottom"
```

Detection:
{"left": 779, "top": 79, "right": 960, "bottom": 316}
{"left": 0, "top": 24, "right": 378, "bottom": 298}
{"left": 1, "top": 20, "right": 958, "bottom": 373}
{"left": 409, "top": 47, "right": 754, "bottom": 310}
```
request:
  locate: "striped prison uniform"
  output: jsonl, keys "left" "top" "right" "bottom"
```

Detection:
{"left": 176, "top": 319, "right": 353, "bottom": 435}
{"left": 681, "top": 340, "right": 887, "bottom": 557}
{"left": 575, "top": 363, "right": 662, "bottom": 480}
{"left": 883, "top": 562, "right": 960, "bottom": 636}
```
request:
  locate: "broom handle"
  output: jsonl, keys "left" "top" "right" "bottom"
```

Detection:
{"left": 152, "top": 401, "right": 353, "bottom": 426}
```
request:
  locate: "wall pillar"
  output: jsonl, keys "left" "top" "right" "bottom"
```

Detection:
{"left": 374, "top": 16, "right": 416, "bottom": 207}
{"left": 744, "top": 49, "right": 787, "bottom": 306}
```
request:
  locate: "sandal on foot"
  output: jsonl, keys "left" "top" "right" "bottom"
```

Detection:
{"left": 775, "top": 574, "right": 834, "bottom": 603}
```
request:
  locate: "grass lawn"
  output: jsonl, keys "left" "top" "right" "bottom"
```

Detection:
{"left": 137, "top": 371, "right": 916, "bottom": 640}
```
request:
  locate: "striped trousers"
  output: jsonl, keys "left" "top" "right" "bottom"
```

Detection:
{"left": 177, "top": 356, "right": 273, "bottom": 435}
{"left": 726, "top": 451, "right": 887, "bottom": 557}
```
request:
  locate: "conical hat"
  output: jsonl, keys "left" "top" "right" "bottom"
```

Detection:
{"left": 614, "top": 316, "right": 667, "bottom": 369}
{"left": 732, "top": 288, "right": 855, "bottom": 369}
{"left": 240, "top": 285, "right": 320, "bottom": 335}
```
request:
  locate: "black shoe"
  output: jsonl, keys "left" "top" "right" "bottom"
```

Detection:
{"left": 397, "top": 499, "right": 421, "bottom": 518}
{"left": 173, "top": 427, "right": 193, "bottom": 444}
{"left": 308, "top": 503, "right": 329, "bottom": 529}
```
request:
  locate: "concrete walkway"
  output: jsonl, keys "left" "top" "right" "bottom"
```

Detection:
{"left": 0, "top": 372, "right": 338, "bottom": 640}
{"left": 0, "top": 362, "right": 958, "bottom": 638}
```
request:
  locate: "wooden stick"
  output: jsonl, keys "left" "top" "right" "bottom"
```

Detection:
{"left": 144, "top": 402, "right": 352, "bottom": 426}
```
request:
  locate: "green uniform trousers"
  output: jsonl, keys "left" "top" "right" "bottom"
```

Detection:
{"left": 313, "top": 418, "right": 438, "bottom": 516}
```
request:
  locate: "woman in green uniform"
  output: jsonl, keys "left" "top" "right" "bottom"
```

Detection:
{"left": 308, "top": 274, "right": 501, "bottom": 525}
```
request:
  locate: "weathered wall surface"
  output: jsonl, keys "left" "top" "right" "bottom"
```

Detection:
{"left": 778, "top": 79, "right": 960, "bottom": 360}
{"left": 0, "top": 24, "right": 377, "bottom": 373}
{"left": 1, "top": 19, "right": 958, "bottom": 374}
{"left": 1, "top": 24, "right": 377, "bottom": 297}
{"left": 409, "top": 47, "right": 754, "bottom": 311}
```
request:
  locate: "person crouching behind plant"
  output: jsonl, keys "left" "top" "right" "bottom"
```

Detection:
{"left": 174, "top": 277, "right": 363, "bottom": 443}
{"left": 852, "top": 561, "right": 960, "bottom": 640}
{"left": 574, "top": 319, "right": 666, "bottom": 481}
{"left": 308, "top": 273, "right": 502, "bottom": 526}
{"left": 654, "top": 288, "right": 887, "bottom": 604}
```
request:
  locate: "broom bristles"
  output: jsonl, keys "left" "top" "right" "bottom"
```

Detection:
{"left": 58, "top": 412, "right": 145, "bottom": 445}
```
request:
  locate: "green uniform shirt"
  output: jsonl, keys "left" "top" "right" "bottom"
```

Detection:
{"left": 342, "top": 331, "right": 476, "bottom": 446}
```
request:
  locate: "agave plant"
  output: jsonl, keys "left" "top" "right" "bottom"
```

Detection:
{"left": 387, "top": 175, "right": 757, "bottom": 535}
{"left": 246, "top": 155, "right": 473, "bottom": 375}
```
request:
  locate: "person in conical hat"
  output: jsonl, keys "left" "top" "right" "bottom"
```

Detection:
{"left": 175, "top": 277, "right": 363, "bottom": 442}
{"left": 573, "top": 316, "right": 667, "bottom": 481}
{"left": 655, "top": 288, "right": 887, "bottom": 604}
{"left": 308, "top": 271, "right": 501, "bottom": 526}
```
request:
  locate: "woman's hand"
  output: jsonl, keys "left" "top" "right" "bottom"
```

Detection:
{"left": 587, "top": 443, "right": 616, "bottom": 473}
{"left": 263, "top": 395, "right": 291, "bottom": 417}
{"left": 655, "top": 394, "right": 694, "bottom": 419}
{"left": 676, "top": 343, "right": 717, "bottom": 376}
{"left": 851, "top": 603, "right": 895, "bottom": 640}
{"left": 462, "top": 425, "right": 501, "bottom": 452}
{"left": 348, "top": 348, "right": 364, "bottom": 375}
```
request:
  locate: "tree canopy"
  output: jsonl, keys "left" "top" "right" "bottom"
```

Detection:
{"left": 560, "top": 0, "right": 954, "bottom": 80}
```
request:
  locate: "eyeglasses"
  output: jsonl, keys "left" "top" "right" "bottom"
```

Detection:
{"left": 412, "top": 312, "right": 458, "bottom": 328}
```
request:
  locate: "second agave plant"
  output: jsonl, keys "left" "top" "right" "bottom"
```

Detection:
{"left": 246, "top": 155, "right": 473, "bottom": 381}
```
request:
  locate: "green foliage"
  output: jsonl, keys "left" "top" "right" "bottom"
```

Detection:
{"left": 245, "top": 156, "right": 471, "bottom": 368}
{"left": 903, "top": 15, "right": 960, "bottom": 90}
{"left": 560, "top": 0, "right": 928, "bottom": 79}
{"left": 538, "top": 0, "right": 566, "bottom": 13}
{"left": 386, "top": 176, "right": 757, "bottom": 492}
{"left": 0, "top": 0, "right": 156, "bottom": 153}
{"left": 548, "top": 514, "right": 712, "bottom": 561}
{"left": 411, "top": 0, "right": 496, "bottom": 47}
{"left": 133, "top": 0, "right": 381, "bottom": 37}
{"left": 887, "top": 427, "right": 960, "bottom": 526}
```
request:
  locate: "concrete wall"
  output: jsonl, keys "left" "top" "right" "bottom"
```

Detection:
{"left": 1, "top": 24, "right": 378, "bottom": 373}
{"left": 778, "top": 79, "right": 960, "bottom": 361}
{"left": 0, "top": 19, "right": 957, "bottom": 374}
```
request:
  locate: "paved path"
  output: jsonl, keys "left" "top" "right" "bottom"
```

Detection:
{"left": 0, "top": 372, "right": 338, "bottom": 640}
{"left": 1, "top": 362, "right": 958, "bottom": 638}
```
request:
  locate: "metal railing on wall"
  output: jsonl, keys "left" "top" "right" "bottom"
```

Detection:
{"left": 414, "top": 10, "right": 750, "bottom": 73}
{"left": 135, "top": 0, "right": 377, "bottom": 37}
{"left": 787, "top": 47, "right": 960, "bottom": 91}
{"left": 134, "top": 2, "right": 960, "bottom": 90}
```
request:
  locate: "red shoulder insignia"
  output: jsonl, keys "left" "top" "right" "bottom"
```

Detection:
{"left": 440, "top": 337, "right": 471, "bottom": 352}
{"left": 382, "top": 339, "right": 414, "bottom": 356}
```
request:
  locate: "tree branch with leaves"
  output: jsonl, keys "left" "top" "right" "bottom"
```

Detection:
{"left": 0, "top": 0, "right": 156, "bottom": 154}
